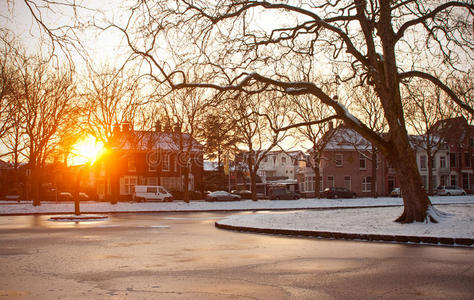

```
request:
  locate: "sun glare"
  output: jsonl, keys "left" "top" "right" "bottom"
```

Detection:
{"left": 71, "top": 136, "right": 106, "bottom": 165}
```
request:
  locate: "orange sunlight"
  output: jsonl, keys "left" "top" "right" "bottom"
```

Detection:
{"left": 71, "top": 135, "right": 106, "bottom": 166}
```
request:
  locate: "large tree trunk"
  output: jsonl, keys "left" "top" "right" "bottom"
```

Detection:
{"left": 31, "top": 166, "right": 41, "bottom": 206}
{"left": 250, "top": 170, "right": 257, "bottom": 201}
{"left": 376, "top": 4, "right": 432, "bottom": 223}
{"left": 183, "top": 165, "right": 190, "bottom": 203}
{"left": 426, "top": 146, "right": 434, "bottom": 195}
{"left": 371, "top": 148, "right": 377, "bottom": 198}
{"left": 388, "top": 139, "right": 431, "bottom": 223}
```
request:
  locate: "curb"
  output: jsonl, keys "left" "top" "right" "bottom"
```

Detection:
{"left": 215, "top": 222, "right": 474, "bottom": 248}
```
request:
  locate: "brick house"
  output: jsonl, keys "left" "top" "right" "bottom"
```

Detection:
{"left": 429, "top": 117, "right": 474, "bottom": 193}
{"left": 297, "top": 126, "right": 386, "bottom": 197}
{"left": 94, "top": 124, "right": 204, "bottom": 201}
{"left": 297, "top": 117, "right": 473, "bottom": 197}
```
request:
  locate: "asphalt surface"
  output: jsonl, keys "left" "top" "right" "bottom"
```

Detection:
{"left": 0, "top": 211, "right": 473, "bottom": 299}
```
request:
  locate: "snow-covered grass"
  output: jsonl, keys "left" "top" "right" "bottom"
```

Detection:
{"left": 217, "top": 205, "right": 474, "bottom": 240}
{"left": 1, "top": 195, "right": 473, "bottom": 242}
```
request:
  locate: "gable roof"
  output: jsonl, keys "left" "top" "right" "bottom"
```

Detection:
{"left": 323, "top": 126, "right": 372, "bottom": 151}
{"left": 429, "top": 117, "right": 473, "bottom": 144}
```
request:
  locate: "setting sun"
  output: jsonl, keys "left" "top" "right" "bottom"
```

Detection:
{"left": 71, "top": 135, "right": 106, "bottom": 165}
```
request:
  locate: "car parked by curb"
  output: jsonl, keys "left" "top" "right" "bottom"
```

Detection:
{"left": 206, "top": 191, "right": 241, "bottom": 201}
{"left": 268, "top": 188, "right": 300, "bottom": 200}
{"left": 436, "top": 186, "right": 467, "bottom": 196}
{"left": 321, "top": 187, "right": 357, "bottom": 199}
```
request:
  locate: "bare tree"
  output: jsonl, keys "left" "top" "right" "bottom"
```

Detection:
{"left": 0, "top": 30, "right": 20, "bottom": 149}
{"left": 226, "top": 91, "right": 289, "bottom": 201}
{"left": 109, "top": 1, "right": 473, "bottom": 223}
{"left": 289, "top": 93, "right": 339, "bottom": 198}
{"left": 81, "top": 66, "right": 143, "bottom": 203}
{"left": 351, "top": 85, "right": 388, "bottom": 197}
{"left": 153, "top": 87, "right": 211, "bottom": 202}
{"left": 403, "top": 80, "right": 456, "bottom": 195}
{"left": 16, "top": 55, "right": 77, "bottom": 205}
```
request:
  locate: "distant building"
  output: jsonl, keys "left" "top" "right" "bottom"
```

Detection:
{"left": 429, "top": 117, "right": 473, "bottom": 192}
{"left": 257, "top": 150, "right": 306, "bottom": 181}
{"left": 297, "top": 126, "right": 386, "bottom": 197}
{"left": 94, "top": 123, "right": 204, "bottom": 201}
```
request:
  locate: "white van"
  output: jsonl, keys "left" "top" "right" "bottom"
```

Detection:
{"left": 132, "top": 185, "right": 174, "bottom": 202}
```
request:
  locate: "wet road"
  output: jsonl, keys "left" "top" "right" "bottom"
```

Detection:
{"left": 0, "top": 211, "right": 473, "bottom": 299}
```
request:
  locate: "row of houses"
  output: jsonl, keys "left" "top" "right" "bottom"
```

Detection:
{"left": 254, "top": 117, "right": 473, "bottom": 197}
{"left": 1, "top": 117, "right": 472, "bottom": 200}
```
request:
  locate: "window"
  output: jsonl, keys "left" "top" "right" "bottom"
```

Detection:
{"left": 359, "top": 154, "right": 366, "bottom": 169}
{"left": 147, "top": 187, "right": 157, "bottom": 193}
{"left": 281, "top": 156, "right": 287, "bottom": 165}
{"left": 440, "top": 156, "right": 447, "bottom": 169}
{"left": 432, "top": 175, "right": 437, "bottom": 189}
{"left": 344, "top": 176, "right": 351, "bottom": 191}
{"left": 450, "top": 174, "right": 457, "bottom": 186}
{"left": 431, "top": 157, "right": 436, "bottom": 169}
{"left": 421, "top": 175, "right": 427, "bottom": 190}
{"left": 362, "top": 176, "right": 371, "bottom": 192}
{"left": 335, "top": 154, "right": 343, "bottom": 167}
{"left": 121, "top": 176, "right": 137, "bottom": 195}
{"left": 462, "top": 173, "right": 471, "bottom": 190}
{"left": 147, "top": 177, "right": 158, "bottom": 185}
{"left": 304, "top": 176, "right": 315, "bottom": 192}
{"left": 148, "top": 159, "right": 157, "bottom": 172}
{"left": 440, "top": 175, "right": 448, "bottom": 186}
{"left": 327, "top": 176, "right": 334, "bottom": 188}
{"left": 162, "top": 154, "right": 170, "bottom": 171}
{"left": 450, "top": 153, "right": 456, "bottom": 167}
{"left": 471, "top": 138, "right": 474, "bottom": 147}
{"left": 420, "top": 155, "right": 427, "bottom": 170}
{"left": 465, "top": 152, "right": 471, "bottom": 168}
{"left": 127, "top": 156, "right": 136, "bottom": 172}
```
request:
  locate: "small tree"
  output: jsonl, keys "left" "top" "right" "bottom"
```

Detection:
{"left": 226, "top": 91, "right": 290, "bottom": 200}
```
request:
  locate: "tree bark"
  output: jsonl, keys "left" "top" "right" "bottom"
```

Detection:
{"left": 388, "top": 141, "right": 431, "bottom": 223}
{"left": 313, "top": 165, "right": 321, "bottom": 199}
{"left": 371, "top": 148, "right": 377, "bottom": 198}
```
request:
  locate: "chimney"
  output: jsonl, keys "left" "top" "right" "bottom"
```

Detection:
{"left": 155, "top": 121, "right": 161, "bottom": 132}
{"left": 113, "top": 123, "right": 120, "bottom": 135}
{"left": 121, "top": 122, "right": 131, "bottom": 132}
{"left": 174, "top": 122, "right": 181, "bottom": 133}
{"left": 328, "top": 121, "right": 333, "bottom": 131}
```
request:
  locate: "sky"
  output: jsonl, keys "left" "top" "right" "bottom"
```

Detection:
{"left": 1, "top": 1, "right": 471, "bottom": 158}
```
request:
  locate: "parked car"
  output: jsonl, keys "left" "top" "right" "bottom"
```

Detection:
{"left": 268, "top": 188, "right": 300, "bottom": 200}
{"left": 133, "top": 185, "right": 174, "bottom": 202}
{"left": 205, "top": 191, "right": 241, "bottom": 202}
{"left": 231, "top": 190, "right": 252, "bottom": 199}
{"left": 390, "top": 188, "right": 401, "bottom": 197}
{"left": 321, "top": 187, "right": 357, "bottom": 199}
{"left": 57, "top": 192, "right": 73, "bottom": 201}
{"left": 436, "top": 186, "right": 467, "bottom": 196}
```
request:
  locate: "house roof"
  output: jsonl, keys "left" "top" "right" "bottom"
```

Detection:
{"left": 323, "top": 126, "right": 372, "bottom": 151}
{"left": 0, "top": 159, "right": 11, "bottom": 169}
{"left": 112, "top": 131, "right": 204, "bottom": 152}
{"left": 429, "top": 117, "right": 473, "bottom": 145}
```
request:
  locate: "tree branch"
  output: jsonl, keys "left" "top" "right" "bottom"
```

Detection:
{"left": 400, "top": 70, "right": 474, "bottom": 116}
